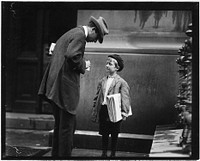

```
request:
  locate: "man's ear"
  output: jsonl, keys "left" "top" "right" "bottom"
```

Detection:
{"left": 91, "top": 27, "right": 97, "bottom": 33}
{"left": 88, "top": 27, "right": 95, "bottom": 34}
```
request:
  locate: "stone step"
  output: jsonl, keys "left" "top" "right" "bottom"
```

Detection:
{"left": 5, "top": 127, "right": 189, "bottom": 158}
{"left": 5, "top": 112, "right": 189, "bottom": 158}
{"left": 5, "top": 128, "right": 148, "bottom": 157}
{"left": 5, "top": 129, "right": 51, "bottom": 157}
{"left": 48, "top": 129, "right": 153, "bottom": 154}
{"left": 5, "top": 112, "right": 153, "bottom": 154}
{"left": 6, "top": 128, "right": 152, "bottom": 154}
{"left": 6, "top": 112, "right": 54, "bottom": 130}
{"left": 6, "top": 129, "right": 50, "bottom": 148}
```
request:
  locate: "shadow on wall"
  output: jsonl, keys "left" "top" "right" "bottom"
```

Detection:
{"left": 78, "top": 10, "right": 192, "bottom": 32}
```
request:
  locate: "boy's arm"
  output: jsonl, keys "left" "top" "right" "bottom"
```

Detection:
{"left": 121, "top": 81, "right": 132, "bottom": 118}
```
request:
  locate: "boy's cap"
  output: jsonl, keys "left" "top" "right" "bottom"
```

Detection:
{"left": 108, "top": 54, "right": 124, "bottom": 72}
{"left": 89, "top": 16, "right": 109, "bottom": 43}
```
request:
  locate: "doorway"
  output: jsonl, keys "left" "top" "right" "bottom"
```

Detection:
{"left": 4, "top": 2, "right": 77, "bottom": 113}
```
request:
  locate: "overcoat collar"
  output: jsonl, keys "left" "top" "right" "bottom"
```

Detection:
{"left": 78, "top": 26, "right": 87, "bottom": 40}
{"left": 82, "top": 26, "right": 88, "bottom": 38}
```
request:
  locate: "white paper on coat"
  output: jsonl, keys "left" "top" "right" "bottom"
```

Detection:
{"left": 85, "top": 60, "right": 91, "bottom": 71}
{"left": 49, "top": 43, "right": 56, "bottom": 55}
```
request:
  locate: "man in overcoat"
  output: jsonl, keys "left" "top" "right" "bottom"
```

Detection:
{"left": 38, "top": 16, "right": 109, "bottom": 157}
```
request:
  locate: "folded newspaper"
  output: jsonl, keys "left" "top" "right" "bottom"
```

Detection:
{"left": 106, "top": 93, "right": 132, "bottom": 123}
{"left": 49, "top": 43, "right": 56, "bottom": 55}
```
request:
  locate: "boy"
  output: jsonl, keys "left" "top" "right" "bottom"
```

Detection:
{"left": 91, "top": 54, "right": 132, "bottom": 157}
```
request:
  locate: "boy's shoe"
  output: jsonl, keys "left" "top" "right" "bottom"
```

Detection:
{"left": 101, "top": 151, "right": 107, "bottom": 157}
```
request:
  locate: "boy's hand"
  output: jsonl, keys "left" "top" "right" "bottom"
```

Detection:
{"left": 122, "top": 116, "right": 126, "bottom": 121}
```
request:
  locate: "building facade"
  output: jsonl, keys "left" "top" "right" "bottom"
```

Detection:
{"left": 3, "top": 2, "right": 196, "bottom": 153}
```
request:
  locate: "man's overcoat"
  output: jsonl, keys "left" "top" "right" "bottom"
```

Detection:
{"left": 38, "top": 26, "right": 86, "bottom": 115}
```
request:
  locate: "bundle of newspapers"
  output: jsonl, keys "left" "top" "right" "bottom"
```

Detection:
{"left": 106, "top": 93, "right": 132, "bottom": 123}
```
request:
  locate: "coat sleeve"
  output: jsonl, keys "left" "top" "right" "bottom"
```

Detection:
{"left": 120, "top": 80, "right": 132, "bottom": 117}
{"left": 91, "top": 80, "right": 102, "bottom": 122}
{"left": 65, "top": 36, "right": 86, "bottom": 74}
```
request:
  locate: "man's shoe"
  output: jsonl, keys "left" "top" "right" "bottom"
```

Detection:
{"left": 110, "top": 152, "right": 116, "bottom": 157}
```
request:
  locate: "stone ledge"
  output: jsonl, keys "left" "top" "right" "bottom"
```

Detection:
{"left": 6, "top": 112, "right": 54, "bottom": 130}
{"left": 48, "top": 129, "right": 153, "bottom": 153}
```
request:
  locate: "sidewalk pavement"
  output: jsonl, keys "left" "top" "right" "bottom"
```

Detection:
{"left": 150, "top": 128, "right": 190, "bottom": 157}
{"left": 42, "top": 128, "right": 190, "bottom": 158}
{"left": 4, "top": 112, "right": 190, "bottom": 158}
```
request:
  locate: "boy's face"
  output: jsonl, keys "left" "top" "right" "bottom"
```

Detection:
{"left": 105, "top": 57, "right": 118, "bottom": 74}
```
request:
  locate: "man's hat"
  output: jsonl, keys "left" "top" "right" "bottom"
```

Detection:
{"left": 89, "top": 16, "right": 109, "bottom": 43}
{"left": 108, "top": 54, "right": 124, "bottom": 72}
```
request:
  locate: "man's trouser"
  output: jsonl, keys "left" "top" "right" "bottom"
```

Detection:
{"left": 51, "top": 103, "right": 76, "bottom": 157}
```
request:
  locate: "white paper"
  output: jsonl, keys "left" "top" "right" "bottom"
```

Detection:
{"left": 49, "top": 43, "right": 56, "bottom": 55}
{"left": 128, "top": 106, "right": 132, "bottom": 116}
{"left": 85, "top": 60, "right": 91, "bottom": 71}
{"left": 106, "top": 93, "right": 122, "bottom": 122}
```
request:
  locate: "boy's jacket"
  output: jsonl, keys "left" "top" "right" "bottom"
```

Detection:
{"left": 91, "top": 74, "right": 131, "bottom": 123}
